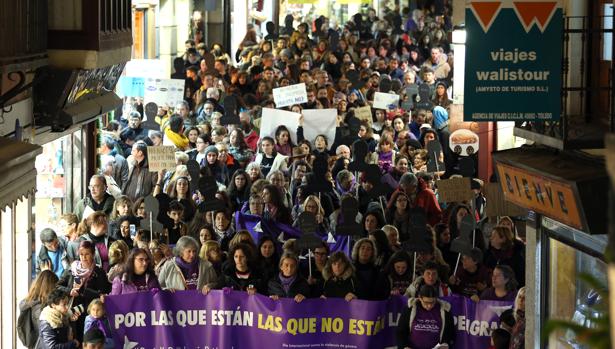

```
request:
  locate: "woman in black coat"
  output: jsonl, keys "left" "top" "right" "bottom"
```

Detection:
{"left": 268, "top": 253, "right": 310, "bottom": 302}
{"left": 57, "top": 240, "right": 111, "bottom": 343}
{"left": 206, "top": 243, "right": 266, "bottom": 295}
{"left": 322, "top": 251, "right": 359, "bottom": 301}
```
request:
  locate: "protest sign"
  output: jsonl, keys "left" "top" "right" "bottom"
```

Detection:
{"left": 259, "top": 108, "right": 301, "bottom": 144}
{"left": 373, "top": 92, "right": 400, "bottom": 109}
{"left": 302, "top": 109, "right": 337, "bottom": 150}
{"left": 354, "top": 106, "right": 373, "bottom": 125}
{"left": 116, "top": 77, "right": 144, "bottom": 98}
{"left": 105, "top": 291, "right": 512, "bottom": 349}
{"left": 143, "top": 78, "right": 185, "bottom": 109}
{"left": 124, "top": 59, "right": 166, "bottom": 78}
{"left": 272, "top": 83, "right": 308, "bottom": 108}
{"left": 436, "top": 177, "right": 474, "bottom": 203}
{"left": 147, "top": 146, "right": 176, "bottom": 172}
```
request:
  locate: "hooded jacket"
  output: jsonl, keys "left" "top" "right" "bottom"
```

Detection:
{"left": 322, "top": 260, "right": 358, "bottom": 298}
{"left": 396, "top": 298, "right": 454, "bottom": 349}
{"left": 36, "top": 306, "right": 76, "bottom": 349}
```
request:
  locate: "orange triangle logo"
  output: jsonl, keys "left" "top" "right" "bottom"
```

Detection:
{"left": 470, "top": 2, "right": 503, "bottom": 32}
{"left": 513, "top": 2, "right": 558, "bottom": 31}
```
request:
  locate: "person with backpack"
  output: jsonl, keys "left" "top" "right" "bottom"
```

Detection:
{"left": 18, "top": 270, "right": 59, "bottom": 349}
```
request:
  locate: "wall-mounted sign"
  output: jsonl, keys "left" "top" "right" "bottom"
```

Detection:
{"left": 464, "top": 0, "right": 562, "bottom": 121}
{"left": 449, "top": 129, "right": 480, "bottom": 156}
{"left": 495, "top": 162, "right": 582, "bottom": 229}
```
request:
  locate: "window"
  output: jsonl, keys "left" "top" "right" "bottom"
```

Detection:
{"left": 545, "top": 219, "right": 608, "bottom": 348}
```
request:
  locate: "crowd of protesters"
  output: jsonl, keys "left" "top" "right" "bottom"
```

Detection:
{"left": 21, "top": 4, "right": 527, "bottom": 349}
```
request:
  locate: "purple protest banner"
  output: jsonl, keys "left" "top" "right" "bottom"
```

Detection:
{"left": 442, "top": 295, "right": 514, "bottom": 348}
{"left": 105, "top": 290, "right": 407, "bottom": 349}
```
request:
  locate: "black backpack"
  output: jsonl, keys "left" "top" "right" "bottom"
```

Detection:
{"left": 18, "top": 302, "right": 38, "bottom": 348}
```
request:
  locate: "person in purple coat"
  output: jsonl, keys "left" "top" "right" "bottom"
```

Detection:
{"left": 110, "top": 248, "right": 160, "bottom": 295}
{"left": 396, "top": 285, "right": 455, "bottom": 349}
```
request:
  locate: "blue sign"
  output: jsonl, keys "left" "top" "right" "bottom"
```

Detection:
{"left": 464, "top": 1, "right": 562, "bottom": 121}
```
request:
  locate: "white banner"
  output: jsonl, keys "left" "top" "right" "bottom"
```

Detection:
{"left": 259, "top": 108, "right": 301, "bottom": 145}
{"left": 302, "top": 109, "right": 337, "bottom": 150}
{"left": 143, "top": 78, "right": 185, "bottom": 109}
{"left": 272, "top": 83, "right": 308, "bottom": 108}
{"left": 373, "top": 92, "right": 400, "bottom": 109}
{"left": 124, "top": 59, "right": 167, "bottom": 79}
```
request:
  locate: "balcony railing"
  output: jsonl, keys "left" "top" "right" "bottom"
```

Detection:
{"left": 514, "top": 14, "right": 615, "bottom": 149}
{"left": 0, "top": 0, "right": 48, "bottom": 64}
{"left": 48, "top": 0, "right": 132, "bottom": 52}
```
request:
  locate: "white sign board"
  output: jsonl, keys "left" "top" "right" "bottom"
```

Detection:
{"left": 147, "top": 146, "right": 176, "bottom": 172}
{"left": 272, "top": 83, "right": 308, "bottom": 108}
{"left": 373, "top": 92, "right": 400, "bottom": 109}
{"left": 302, "top": 109, "right": 337, "bottom": 150}
{"left": 124, "top": 59, "right": 167, "bottom": 79}
{"left": 143, "top": 78, "right": 185, "bottom": 109}
{"left": 259, "top": 108, "right": 301, "bottom": 145}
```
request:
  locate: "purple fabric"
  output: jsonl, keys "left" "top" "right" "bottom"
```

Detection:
{"left": 409, "top": 303, "right": 443, "bottom": 349}
{"left": 378, "top": 151, "right": 394, "bottom": 173}
{"left": 175, "top": 257, "right": 199, "bottom": 290}
{"left": 105, "top": 292, "right": 512, "bottom": 348}
{"left": 279, "top": 273, "right": 297, "bottom": 294}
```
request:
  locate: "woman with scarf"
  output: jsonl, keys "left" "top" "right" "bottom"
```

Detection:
{"left": 110, "top": 248, "right": 161, "bottom": 295}
{"left": 158, "top": 236, "right": 217, "bottom": 293}
{"left": 213, "top": 209, "right": 235, "bottom": 251}
{"left": 268, "top": 253, "right": 310, "bottom": 302}
{"left": 57, "top": 240, "right": 111, "bottom": 343}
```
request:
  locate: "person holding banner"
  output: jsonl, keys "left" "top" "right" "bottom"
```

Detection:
{"left": 110, "top": 248, "right": 160, "bottom": 295}
{"left": 158, "top": 236, "right": 217, "bottom": 293}
{"left": 479, "top": 264, "right": 518, "bottom": 302}
{"left": 321, "top": 251, "right": 358, "bottom": 301}
{"left": 396, "top": 285, "right": 455, "bottom": 349}
{"left": 268, "top": 253, "right": 310, "bottom": 303}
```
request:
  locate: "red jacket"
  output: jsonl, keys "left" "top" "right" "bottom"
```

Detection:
{"left": 389, "top": 178, "right": 442, "bottom": 226}
{"left": 244, "top": 129, "right": 259, "bottom": 152}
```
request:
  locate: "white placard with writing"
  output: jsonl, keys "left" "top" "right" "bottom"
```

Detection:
{"left": 302, "top": 109, "right": 337, "bottom": 150}
{"left": 259, "top": 108, "right": 301, "bottom": 145}
{"left": 143, "top": 78, "right": 185, "bottom": 109}
{"left": 272, "top": 83, "right": 308, "bottom": 108}
{"left": 373, "top": 92, "right": 400, "bottom": 109}
{"left": 147, "top": 146, "right": 177, "bottom": 172}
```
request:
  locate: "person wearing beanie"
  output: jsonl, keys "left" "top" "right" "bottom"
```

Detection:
{"left": 448, "top": 247, "right": 492, "bottom": 301}
{"left": 432, "top": 106, "right": 449, "bottom": 132}
{"left": 37, "top": 228, "right": 70, "bottom": 278}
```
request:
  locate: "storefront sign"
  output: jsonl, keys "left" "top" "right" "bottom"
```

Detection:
{"left": 484, "top": 182, "right": 528, "bottom": 217}
{"left": 272, "top": 83, "right": 307, "bottom": 108}
{"left": 147, "top": 146, "right": 176, "bottom": 172}
{"left": 495, "top": 162, "right": 582, "bottom": 229}
{"left": 464, "top": 0, "right": 562, "bottom": 121}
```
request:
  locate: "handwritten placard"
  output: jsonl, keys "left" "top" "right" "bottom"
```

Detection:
{"left": 272, "top": 83, "right": 308, "bottom": 108}
{"left": 354, "top": 106, "right": 372, "bottom": 125}
{"left": 373, "top": 92, "right": 400, "bottom": 109}
{"left": 436, "top": 177, "right": 473, "bottom": 203}
{"left": 147, "top": 146, "right": 176, "bottom": 172}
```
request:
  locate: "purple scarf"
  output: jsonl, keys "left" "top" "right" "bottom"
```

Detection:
{"left": 279, "top": 273, "right": 297, "bottom": 294}
{"left": 175, "top": 257, "right": 199, "bottom": 290}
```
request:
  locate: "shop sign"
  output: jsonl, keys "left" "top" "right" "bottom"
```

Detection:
{"left": 464, "top": 0, "right": 562, "bottom": 121}
{"left": 495, "top": 162, "right": 582, "bottom": 229}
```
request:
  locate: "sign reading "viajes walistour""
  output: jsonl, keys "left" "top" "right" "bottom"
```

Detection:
{"left": 464, "top": 0, "right": 563, "bottom": 121}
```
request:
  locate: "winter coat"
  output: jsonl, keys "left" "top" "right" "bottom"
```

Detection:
{"left": 268, "top": 275, "right": 311, "bottom": 298}
{"left": 215, "top": 268, "right": 266, "bottom": 294}
{"left": 322, "top": 262, "right": 359, "bottom": 299}
{"left": 110, "top": 272, "right": 161, "bottom": 295}
{"left": 74, "top": 193, "right": 115, "bottom": 221}
{"left": 56, "top": 267, "right": 112, "bottom": 310}
{"left": 122, "top": 158, "right": 158, "bottom": 201}
{"left": 396, "top": 298, "right": 454, "bottom": 349}
{"left": 36, "top": 307, "right": 76, "bottom": 349}
{"left": 158, "top": 258, "right": 217, "bottom": 291}
{"left": 19, "top": 300, "right": 43, "bottom": 348}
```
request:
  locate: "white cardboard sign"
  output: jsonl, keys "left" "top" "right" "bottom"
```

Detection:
{"left": 302, "top": 109, "right": 337, "bottom": 150}
{"left": 272, "top": 83, "right": 308, "bottom": 108}
{"left": 373, "top": 92, "right": 400, "bottom": 109}
{"left": 143, "top": 78, "right": 185, "bottom": 109}
{"left": 259, "top": 108, "right": 301, "bottom": 145}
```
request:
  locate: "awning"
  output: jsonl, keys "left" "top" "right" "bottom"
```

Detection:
{"left": 0, "top": 137, "right": 43, "bottom": 210}
{"left": 492, "top": 146, "right": 608, "bottom": 234}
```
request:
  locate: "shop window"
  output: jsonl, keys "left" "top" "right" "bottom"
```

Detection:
{"left": 547, "top": 238, "right": 607, "bottom": 348}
